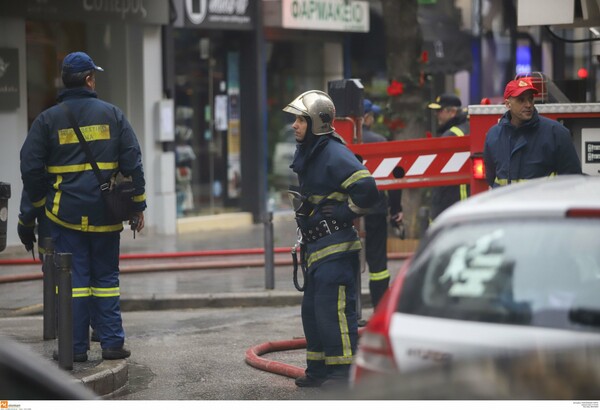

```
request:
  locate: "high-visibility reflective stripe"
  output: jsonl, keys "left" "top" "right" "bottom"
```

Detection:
{"left": 337, "top": 285, "right": 352, "bottom": 359}
{"left": 306, "top": 351, "right": 325, "bottom": 361}
{"left": 91, "top": 287, "right": 120, "bottom": 297}
{"left": 72, "top": 287, "right": 92, "bottom": 298}
{"left": 308, "top": 192, "right": 348, "bottom": 204}
{"left": 459, "top": 184, "right": 468, "bottom": 200}
{"left": 52, "top": 175, "right": 63, "bottom": 215}
{"left": 495, "top": 173, "right": 556, "bottom": 186}
{"left": 369, "top": 269, "right": 390, "bottom": 282}
{"left": 449, "top": 126, "right": 465, "bottom": 137}
{"left": 341, "top": 170, "right": 372, "bottom": 190}
{"left": 325, "top": 355, "right": 354, "bottom": 365}
{"left": 58, "top": 125, "right": 110, "bottom": 145}
{"left": 348, "top": 197, "right": 369, "bottom": 215}
{"left": 18, "top": 219, "right": 35, "bottom": 227}
{"left": 47, "top": 162, "right": 118, "bottom": 174}
{"left": 306, "top": 240, "right": 362, "bottom": 268}
{"left": 133, "top": 193, "right": 146, "bottom": 203}
{"left": 45, "top": 208, "right": 123, "bottom": 232}
{"left": 33, "top": 197, "right": 46, "bottom": 208}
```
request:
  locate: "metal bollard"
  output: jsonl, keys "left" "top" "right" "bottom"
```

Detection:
{"left": 263, "top": 211, "right": 275, "bottom": 290}
{"left": 42, "top": 238, "right": 56, "bottom": 340}
{"left": 56, "top": 253, "right": 73, "bottom": 370}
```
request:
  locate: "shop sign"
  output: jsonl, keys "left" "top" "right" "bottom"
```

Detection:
{"left": 282, "top": 0, "right": 369, "bottom": 32}
{"left": 172, "top": 0, "right": 254, "bottom": 30}
{"left": 0, "top": 0, "right": 169, "bottom": 25}
{"left": 0, "top": 49, "right": 20, "bottom": 111}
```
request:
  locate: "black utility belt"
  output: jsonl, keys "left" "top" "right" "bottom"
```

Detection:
{"left": 301, "top": 218, "right": 351, "bottom": 243}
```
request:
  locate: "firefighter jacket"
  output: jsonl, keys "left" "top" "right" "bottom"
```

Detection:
{"left": 291, "top": 132, "right": 379, "bottom": 272}
{"left": 20, "top": 87, "right": 146, "bottom": 233}
{"left": 483, "top": 109, "right": 582, "bottom": 188}
{"left": 430, "top": 110, "right": 470, "bottom": 219}
{"left": 361, "top": 126, "right": 388, "bottom": 215}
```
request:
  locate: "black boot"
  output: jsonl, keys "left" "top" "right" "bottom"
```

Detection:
{"left": 295, "top": 374, "right": 326, "bottom": 387}
{"left": 102, "top": 347, "right": 131, "bottom": 360}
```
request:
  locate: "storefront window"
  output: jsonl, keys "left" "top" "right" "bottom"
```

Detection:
{"left": 173, "top": 30, "right": 243, "bottom": 217}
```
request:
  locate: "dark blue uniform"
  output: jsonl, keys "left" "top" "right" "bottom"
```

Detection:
{"left": 430, "top": 110, "right": 470, "bottom": 219}
{"left": 361, "top": 126, "right": 394, "bottom": 308}
{"left": 291, "top": 132, "right": 378, "bottom": 381}
{"left": 20, "top": 87, "right": 146, "bottom": 356}
{"left": 484, "top": 109, "right": 582, "bottom": 188}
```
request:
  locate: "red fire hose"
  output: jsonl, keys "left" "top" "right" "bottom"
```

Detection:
{"left": 245, "top": 338, "right": 306, "bottom": 379}
{"left": 245, "top": 328, "right": 366, "bottom": 379}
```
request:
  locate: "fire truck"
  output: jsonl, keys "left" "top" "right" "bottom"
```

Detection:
{"left": 329, "top": 75, "right": 600, "bottom": 202}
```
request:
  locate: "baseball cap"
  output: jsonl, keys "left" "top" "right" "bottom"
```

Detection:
{"left": 61, "top": 52, "right": 104, "bottom": 74}
{"left": 428, "top": 93, "right": 462, "bottom": 110}
{"left": 503, "top": 78, "right": 538, "bottom": 99}
{"left": 364, "top": 99, "right": 381, "bottom": 115}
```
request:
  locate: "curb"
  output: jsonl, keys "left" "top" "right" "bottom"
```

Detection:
{"left": 120, "top": 291, "right": 305, "bottom": 311}
{"left": 77, "top": 359, "right": 128, "bottom": 398}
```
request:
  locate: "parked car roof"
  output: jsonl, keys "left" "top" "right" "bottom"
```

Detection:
{"left": 436, "top": 175, "right": 600, "bottom": 225}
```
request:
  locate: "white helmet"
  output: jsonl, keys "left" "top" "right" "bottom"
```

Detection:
{"left": 283, "top": 90, "right": 336, "bottom": 135}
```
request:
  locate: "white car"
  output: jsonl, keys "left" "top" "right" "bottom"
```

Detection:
{"left": 352, "top": 175, "right": 600, "bottom": 383}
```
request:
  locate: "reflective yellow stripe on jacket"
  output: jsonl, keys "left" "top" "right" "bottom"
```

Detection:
{"left": 450, "top": 126, "right": 468, "bottom": 200}
{"left": 494, "top": 173, "right": 556, "bottom": 186}
{"left": 45, "top": 208, "right": 123, "bottom": 233}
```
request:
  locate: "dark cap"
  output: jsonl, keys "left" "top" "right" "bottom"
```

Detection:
{"left": 363, "top": 99, "right": 381, "bottom": 115}
{"left": 504, "top": 78, "right": 538, "bottom": 99}
{"left": 428, "top": 94, "right": 462, "bottom": 110}
{"left": 61, "top": 52, "right": 104, "bottom": 75}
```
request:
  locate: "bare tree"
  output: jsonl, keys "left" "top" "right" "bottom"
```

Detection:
{"left": 381, "top": 0, "right": 428, "bottom": 238}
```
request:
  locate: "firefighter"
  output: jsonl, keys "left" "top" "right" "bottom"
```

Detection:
{"left": 284, "top": 90, "right": 379, "bottom": 387}
{"left": 361, "top": 99, "right": 402, "bottom": 308}
{"left": 483, "top": 78, "right": 582, "bottom": 187}
{"left": 20, "top": 51, "right": 146, "bottom": 362}
{"left": 427, "top": 93, "right": 470, "bottom": 219}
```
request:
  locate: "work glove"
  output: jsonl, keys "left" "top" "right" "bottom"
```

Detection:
{"left": 17, "top": 223, "right": 36, "bottom": 252}
{"left": 390, "top": 212, "right": 405, "bottom": 239}
{"left": 321, "top": 203, "right": 359, "bottom": 223}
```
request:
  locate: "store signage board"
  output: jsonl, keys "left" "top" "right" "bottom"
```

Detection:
{"left": 0, "top": 0, "right": 169, "bottom": 24}
{"left": 282, "top": 0, "right": 369, "bottom": 32}
{"left": 0, "top": 48, "right": 19, "bottom": 111}
{"left": 172, "top": 0, "right": 255, "bottom": 30}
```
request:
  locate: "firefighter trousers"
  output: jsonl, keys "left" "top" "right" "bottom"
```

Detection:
{"left": 50, "top": 223, "right": 125, "bottom": 354}
{"left": 365, "top": 213, "right": 390, "bottom": 308}
{"left": 301, "top": 253, "right": 359, "bottom": 381}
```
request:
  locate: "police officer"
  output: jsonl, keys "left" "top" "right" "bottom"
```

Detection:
{"left": 484, "top": 78, "right": 582, "bottom": 187}
{"left": 427, "top": 93, "right": 470, "bottom": 219}
{"left": 20, "top": 51, "right": 146, "bottom": 362}
{"left": 284, "top": 90, "right": 379, "bottom": 387}
{"left": 361, "top": 99, "right": 402, "bottom": 308}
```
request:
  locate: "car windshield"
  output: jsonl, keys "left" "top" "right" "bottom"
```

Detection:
{"left": 398, "top": 219, "right": 600, "bottom": 332}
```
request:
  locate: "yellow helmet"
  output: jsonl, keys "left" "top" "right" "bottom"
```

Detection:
{"left": 283, "top": 90, "right": 336, "bottom": 135}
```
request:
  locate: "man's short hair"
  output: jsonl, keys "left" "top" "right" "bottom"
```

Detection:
{"left": 62, "top": 69, "right": 94, "bottom": 88}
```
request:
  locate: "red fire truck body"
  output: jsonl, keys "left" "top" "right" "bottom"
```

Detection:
{"left": 335, "top": 102, "right": 600, "bottom": 196}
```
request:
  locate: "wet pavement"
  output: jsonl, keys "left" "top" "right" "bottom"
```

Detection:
{"left": 0, "top": 211, "right": 406, "bottom": 398}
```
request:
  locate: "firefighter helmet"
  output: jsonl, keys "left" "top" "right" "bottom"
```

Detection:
{"left": 283, "top": 90, "right": 336, "bottom": 135}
